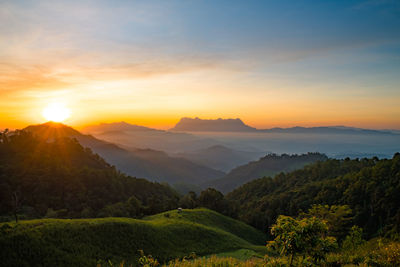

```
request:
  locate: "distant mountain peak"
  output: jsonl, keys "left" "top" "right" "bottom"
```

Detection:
{"left": 171, "top": 117, "right": 256, "bottom": 132}
{"left": 83, "top": 121, "right": 160, "bottom": 133}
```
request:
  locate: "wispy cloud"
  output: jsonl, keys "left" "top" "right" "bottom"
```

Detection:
{"left": 0, "top": 64, "right": 71, "bottom": 92}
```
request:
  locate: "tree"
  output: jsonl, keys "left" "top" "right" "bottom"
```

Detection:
{"left": 12, "top": 190, "right": 23, "bottom": 223}
{"left": 198, "top": 188, "right": 224, "bottom": 212}
{"left": 342, "top": 225, "right": 364, "bottom": 251}
{"left": 126, "top": 196, "right": 142, "bottom": 217}
{"left": 0, "top": 129, "right": 9, "bottom": 143}
{"left": 300, "top": 204, "right": 353, "bottom": 241}
{"left": 268, "top": 215, "right": 337, "bottom": 266}
{"left": 179, "top": 191, "right": 197, "bottom": 209}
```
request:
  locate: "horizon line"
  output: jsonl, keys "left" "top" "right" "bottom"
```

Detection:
{"left": 2, "top": 119, "right": 399, "bottom": 132}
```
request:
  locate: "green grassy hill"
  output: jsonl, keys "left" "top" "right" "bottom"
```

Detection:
{"left": 0, "top": 208, "right": 267, "bottom": 267}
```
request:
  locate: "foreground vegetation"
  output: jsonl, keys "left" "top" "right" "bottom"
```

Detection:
{"left": 3, "top": 206, "right": 400, "bottom": 266}
{"left": 0, "top": 208, "right": 266, "bottom": 267}
{"left": 101, "top": 238, "right": 400, "bottom": 267}
{"left": 99, "top": 204, "right": 400, "bottom": 266}
{"left": 103, "top": 223, "right": 400, "bottom": 267}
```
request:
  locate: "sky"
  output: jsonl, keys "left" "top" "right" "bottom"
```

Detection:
{"left": 1, "top": 0, "right": 400, "bottom": 130}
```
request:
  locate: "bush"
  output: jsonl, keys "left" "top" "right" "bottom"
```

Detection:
{"left": 342, "top": 225, "right": 364, "bottom": 251}
{"left": 267, "top": 215, "right": 337, "bottom": 265}
{"left": 326, "top": 239, "right": 400, "bottom": 266}
{"left": 365, "top": 241, "right": 400, "bottom": 266}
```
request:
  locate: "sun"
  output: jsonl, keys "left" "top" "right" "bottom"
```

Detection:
{"left": 42, "top": 103, "right": 71, "bottom": 122}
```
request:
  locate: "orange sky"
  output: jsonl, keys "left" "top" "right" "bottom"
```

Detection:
{"left": 1, "top": 66, "right": 399, "bottom": 130}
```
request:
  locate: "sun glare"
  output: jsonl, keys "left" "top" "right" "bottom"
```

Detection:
{"left": 42, "top": 103, "right": 71, "bottom": 122}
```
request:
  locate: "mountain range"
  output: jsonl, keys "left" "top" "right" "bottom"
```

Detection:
{"left": 83, "top": 121, "right": 161, "bottom": 133}
{"left": 170, "top": 117, "right": 398, "bottom": 135}
{"left": 81, "top": 119, "right": 400, "bottom": 173}
{"left": 24, "top": 122, "right": 333, "bottom": 194}
{"left": 81, "top": 122, "right": 218, "bottom": 154}
{"left": 171, "top": 117, "right": 256, "bottom": 132}
{"left": 24, "top": 119, "right": 398, "bottom": 194}
{"left": 174, "top": 145, "right": 265, "bottom": 172}
{"left": 24, "top": 122, "right": 224, "bottom": 188}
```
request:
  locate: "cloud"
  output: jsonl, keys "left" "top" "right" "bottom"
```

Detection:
{"left": 1, "top": 0, "right": 399, "bottom": 101}
{"left": 0, "top": 1, "right": 234, "bottom": 95}
{"left": 0, "top": 51, "right": 233, "bottom": 102}
{"left": 0, "top": 64, "right": 71, "bottom": 92}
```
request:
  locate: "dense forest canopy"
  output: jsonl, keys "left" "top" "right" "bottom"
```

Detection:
{"left": 227, "top": 154, "right": 400, "bottom": 238}
{"left": 0, "top": 130, "right": 179, "bottom": 220}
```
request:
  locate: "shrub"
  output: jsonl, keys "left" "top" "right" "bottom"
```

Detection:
{"left": 267, "top": 215, "right": 337, "bottom": 266}
{"left": 342, "top": 225, "right": 364, "bottom": 251}
{"left": 365, "top": 241, "right": 400, "bottom": 266}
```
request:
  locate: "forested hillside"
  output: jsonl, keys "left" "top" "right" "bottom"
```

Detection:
{"left": 227, "top": 154, "right": 400, "bottom": 238}
{"left": 208, "top": 153, "right": 328, "bottom": 193}
{"left": 0, "top": 130, "right": 179, "bottom": 220}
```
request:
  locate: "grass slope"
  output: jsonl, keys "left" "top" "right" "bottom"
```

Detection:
{"left": 0, "top": 208, "right": 266, "bottom": 267}
{"left": 144, "top": 208, "right": 265, "bottom": 245}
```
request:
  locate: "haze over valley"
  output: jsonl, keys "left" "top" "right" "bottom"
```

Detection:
{"left": 83, "top": 117, "right": 400, "bottom": 162}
